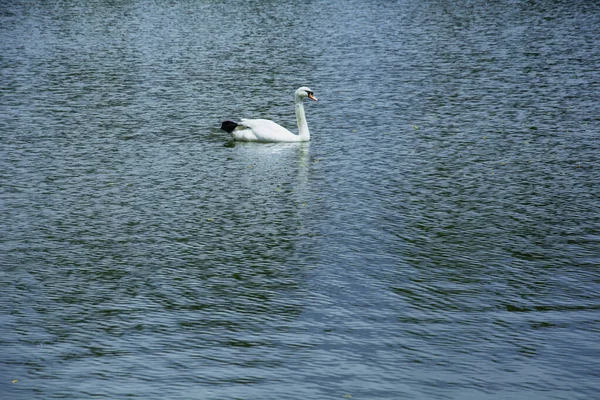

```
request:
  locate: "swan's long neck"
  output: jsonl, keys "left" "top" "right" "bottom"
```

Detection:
{"left": 295, "top": 96, "right": 310, "bottom": 141}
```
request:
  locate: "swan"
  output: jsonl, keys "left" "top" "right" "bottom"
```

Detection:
{"left": 220, "top": 86, "right": 318, "bottom": 142}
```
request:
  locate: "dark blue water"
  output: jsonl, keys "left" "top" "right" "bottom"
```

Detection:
{"left": 1, "top": 1, "right": 599, "bottom": 399}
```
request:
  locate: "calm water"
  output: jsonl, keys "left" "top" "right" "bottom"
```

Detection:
{"left": 1, "top": 0, "right": 599, "bottom": 399}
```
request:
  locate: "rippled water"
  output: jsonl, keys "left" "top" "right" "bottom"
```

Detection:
{"left": 1, "top": 0, "right": 599, "bottom": 399}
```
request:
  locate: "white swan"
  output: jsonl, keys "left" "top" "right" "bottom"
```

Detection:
{"left": 220, "top": 86, "right": 318, "bottom": 142}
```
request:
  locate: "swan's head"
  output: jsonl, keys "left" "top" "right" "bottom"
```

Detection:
{"left": 296, "top": 86, "right": 318, "bottom": 102}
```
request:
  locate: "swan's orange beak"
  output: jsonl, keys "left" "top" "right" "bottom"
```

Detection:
{"left": 308, "top": 93, "right": 318, "bottom": 102}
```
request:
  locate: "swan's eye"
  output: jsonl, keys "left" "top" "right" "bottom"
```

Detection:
{"left": 306, "top": 91, "right": 313, "bottom": 96}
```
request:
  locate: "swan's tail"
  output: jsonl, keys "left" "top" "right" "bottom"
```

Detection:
{"left": 220, "top": 121, "right": 238, "bottom": 133}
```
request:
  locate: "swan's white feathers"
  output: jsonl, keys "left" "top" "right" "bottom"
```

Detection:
{"left": 233, "top": 118, "right": 298, "bottom": 142}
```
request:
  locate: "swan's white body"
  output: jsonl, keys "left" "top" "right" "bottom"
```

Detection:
{"left": 221, "top": 87, "right": 317, "bottom": 143}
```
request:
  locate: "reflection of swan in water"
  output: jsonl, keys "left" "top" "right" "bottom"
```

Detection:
{"left": 232, "top": 142, "right": 310, "bottom": 168}
{"left": 220, "top": 87, "right": 318, "bottom": 143}
{"left": 229, "top": 142, "right": 310, "bottom": 191}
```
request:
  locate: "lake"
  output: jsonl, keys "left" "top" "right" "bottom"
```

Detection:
{"left": 1, "top": 0, "right": 599, "bottom": 399}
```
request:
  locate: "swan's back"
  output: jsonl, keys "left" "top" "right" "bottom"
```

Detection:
{"left": 233, "top": 119, "right": 299, "bottom": 142}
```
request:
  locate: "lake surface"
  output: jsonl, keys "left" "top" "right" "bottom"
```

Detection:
{"left": 1, "top": 0, "right": 599, "bottom": 399}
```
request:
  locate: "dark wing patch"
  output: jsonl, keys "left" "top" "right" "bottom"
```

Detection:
{"left": 220, "top": 120, "right": 238, "bottom": 133}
